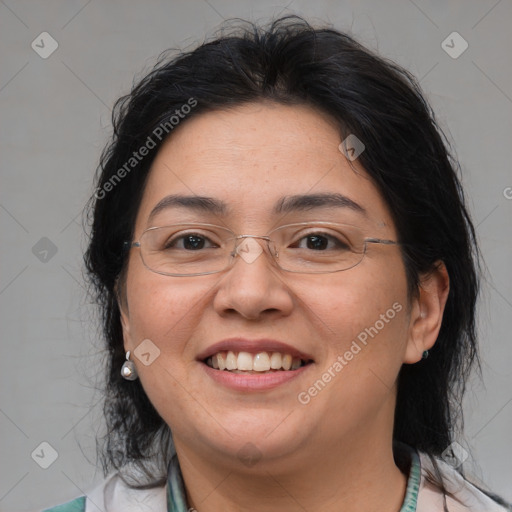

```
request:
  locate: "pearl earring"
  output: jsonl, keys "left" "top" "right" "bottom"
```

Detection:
{"left": 422, "top": 350, "right": 429, "bottom": 360}
{"left": 121, "top": 351, "right": 138, "bottom": 380}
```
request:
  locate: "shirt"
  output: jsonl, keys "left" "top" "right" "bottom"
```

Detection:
{"left": 41, "top": 443, "right": 510, "bottom": 512}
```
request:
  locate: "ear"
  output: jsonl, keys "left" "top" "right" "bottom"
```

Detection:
{"left": 404, "top": 261, "right": 450, "bottom": 364}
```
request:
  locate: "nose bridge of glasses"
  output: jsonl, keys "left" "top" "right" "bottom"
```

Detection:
{"left": 232, "top": 234, "right": 277, "bottom": 265}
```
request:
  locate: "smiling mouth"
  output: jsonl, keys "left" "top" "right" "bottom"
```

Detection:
{"left": 204, "top": 350, "right": 313, "bottom": 374}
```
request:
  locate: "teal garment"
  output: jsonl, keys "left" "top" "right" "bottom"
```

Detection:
{"left": 400, "top": 446, "right": 421, "bottom": 512}
{"left": 42, "top": 444, "right": 421, "bottom": 511}
{"left": 42, "top": 496, "right": 85, "bottom": 512}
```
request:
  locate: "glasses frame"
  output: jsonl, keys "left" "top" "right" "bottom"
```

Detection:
{"left": 125, "top": 221, "right": 400, "bottom": 277}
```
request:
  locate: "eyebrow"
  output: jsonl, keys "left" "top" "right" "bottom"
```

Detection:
{"left": 147, "top": 192, "right": 366, "bottom": 223}
{"left": 274, "top": 193, "right": 366, "bottom": 216}
{"left": 148, "top": 195, "right": 229, "bottom": 224}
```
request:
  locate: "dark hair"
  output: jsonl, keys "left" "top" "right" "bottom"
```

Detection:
{"left": 84, "top": 15, "right": 508, "bottom": 509}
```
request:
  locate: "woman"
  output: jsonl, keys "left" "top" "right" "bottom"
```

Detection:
{"left": 43, "top": 15, "right": 510, "bottom": 512}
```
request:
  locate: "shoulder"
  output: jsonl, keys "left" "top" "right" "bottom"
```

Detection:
{"left": 41, "top": 471, "right": 168, "bottom": 512}
{"left": 417, "top": 451, "right": 511, "bottom": 512}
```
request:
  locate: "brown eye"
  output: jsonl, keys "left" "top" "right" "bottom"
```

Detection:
{"left": 180, "top": 235, "right": 207, "bottom": 250}
{"left": 294, "top": 233, "right": 351, "bottom": 251}
{"left": 165, "top": 233, "right": 216, "bottom": 250}
{"left": 305, "top": 234, "right": 329, "bottom": 250}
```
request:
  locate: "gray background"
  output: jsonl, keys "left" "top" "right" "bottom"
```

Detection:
{"left": 1, "top": 1, "right": 511, "bottom": 510}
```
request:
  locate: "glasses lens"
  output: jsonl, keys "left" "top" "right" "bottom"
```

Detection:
{"left": 140, "top": 224, "right": 234, "bottom": 276}
{"left": 271, "top": 222, "right": 365, "bottom": 273}
{"left": 138, "top": 222, "right": 368, "bottom": 276}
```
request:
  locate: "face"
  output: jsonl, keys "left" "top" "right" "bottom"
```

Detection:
{"left": 120, "top": 102, "right": 428, "bottom": 471}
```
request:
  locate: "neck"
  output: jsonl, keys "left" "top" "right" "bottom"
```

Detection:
{"left": 174, "top": 406, "right": 409, "bottom": 512}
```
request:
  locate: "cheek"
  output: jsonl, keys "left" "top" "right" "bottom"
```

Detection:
{"left": 123, "top": 274, "right": 216, "bottom": 424}
{"left": 308, "top": 263, "right": 409, "bottom": 399}
{"left": 124, "top": 267, "right": 215, "bottom": 361}
{"left": 297, "top": 255, "right": 409, "bottom": 352}
{"left": 295, "top": 288, "right": 409, "bottom": 436}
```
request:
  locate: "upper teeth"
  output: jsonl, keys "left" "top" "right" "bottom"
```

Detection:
{"left": 207, "top": 351, "right": 304, "bottom": 372}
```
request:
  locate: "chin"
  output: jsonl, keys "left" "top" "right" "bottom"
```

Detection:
{"left": 209, "top": 417, "right": 308, "bottom": 462}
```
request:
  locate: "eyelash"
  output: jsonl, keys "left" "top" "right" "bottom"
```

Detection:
{"left": 165, "top": 232, "right": 350, "bottom": 251}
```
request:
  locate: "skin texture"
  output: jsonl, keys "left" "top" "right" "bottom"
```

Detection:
{"left": 119, "top": 102, "right": 449, "bottom": 512}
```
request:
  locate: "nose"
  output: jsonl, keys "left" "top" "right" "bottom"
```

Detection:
{"left": 212, "top": 236, "right": 294, "bottom": 320}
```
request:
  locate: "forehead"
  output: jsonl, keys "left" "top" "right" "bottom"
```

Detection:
{"left": 135, "top": 102, "right": 395, "bottom": 233}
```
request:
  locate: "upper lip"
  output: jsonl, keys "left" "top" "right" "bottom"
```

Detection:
{"left": 196, "top": 338, "right": 314, "bottom": 362}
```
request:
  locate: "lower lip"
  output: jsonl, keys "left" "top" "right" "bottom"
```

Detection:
{"left": 200, "top": 362, "right": 312, "bottom": 391}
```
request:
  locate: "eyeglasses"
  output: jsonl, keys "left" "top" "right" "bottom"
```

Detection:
{"left": 126, "top": 222, "right": 399, "bottom": 277}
